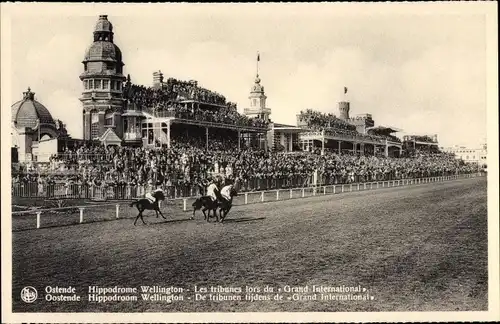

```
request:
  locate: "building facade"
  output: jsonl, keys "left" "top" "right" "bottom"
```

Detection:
{"left": 11, "top": 88, "right": 69, "bottom": 162}
{"left": 441, "top": 144, "right": 487, "bottom": 167}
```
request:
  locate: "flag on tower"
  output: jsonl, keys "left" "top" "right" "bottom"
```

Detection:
{"left": 344, "top": 87, "right": 348, "bottom": 94}
{"left": 257, "top": 52, "right": 260, "bottom": 62}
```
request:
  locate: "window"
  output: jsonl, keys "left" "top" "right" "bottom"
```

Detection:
{"left": 105, "top": 117, "right": 113, "bottom": 126}
{"left": 103, "top": 80, "right": 109, "bottom": 90}
{"left": 111, "top": 81, "right": 115, "bottom": 90}
{"left": 95, "top": 80, "right": 102, "bottom": 89}
{"left": 84, "top": 80, "right": 88, "bottom": 90}
{"left": 116, "top": 82, "right": 121, "bottom": 90}
{"left": 91, "top": 112, "right": 100, "bottom": 139}
{"left": 106, "top": 62, "right": 114, "bottom": 70}
{"left": 466, "top": 156, "right": 469, "bottom": 160}
{"left": 89, "top": 80, "right": 94, "bottom": 89}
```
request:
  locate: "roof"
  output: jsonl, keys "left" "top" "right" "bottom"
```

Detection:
{"left": 83, "top": 41, "right": 123, "bottom": 63}
{"left": 11, "top": 88, "right": 56, "bottom": 129}
{"left": 273, "top": 122, "right": 299, "bottom": 128}
{"left": 100, "top": 128, "right": 122, "bottom": 144}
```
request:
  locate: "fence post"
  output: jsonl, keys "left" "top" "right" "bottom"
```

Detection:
{"left": 289, "top": 189, "right": 293, "bottom": 199}
{"left": 183, "top": 199, "right": 187, "bottom": 211}
{"left": 116, "top": 204, "right": 120, "bottom": 219}
{"left": 333, "top": 185, "right": 336, "bottom": 194}
{"left": 341, "top": 185, "right": 344, "bottom": 193}
{"left": 276, "top": 190, "right": 279, "bottom": 201}
{"left": 350, "top": 184, "right": 353, "bottom": 192}
{"left": 313, "top": 187, "right": 316, "bottom": 196}
{"left": 323, "top": 186, "right": 326, "bottom": 195}
{"left": 245, "top": 193, "right": 248, "bottom": 204}
{"left": 79, "top": 208, "right": 84, "bottom": 224}
{"left": 364, "top": 183, "right": 366, "bottom": 190}
{"left": 261, "top": 191, "right": 265, "bottom": 202}
{"left": 36, "top": 212, "right": 41, "bottom": 229}
{"left": 302, "top": 188, "right": 305, "bottom": 197}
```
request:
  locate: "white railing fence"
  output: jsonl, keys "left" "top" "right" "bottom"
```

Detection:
{"left": 11, "top": 172, "right": 484, "bottom": 230}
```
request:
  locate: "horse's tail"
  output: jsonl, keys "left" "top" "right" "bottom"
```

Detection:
{"left": 130, "top": 200, "right": 138, "bottom": 207}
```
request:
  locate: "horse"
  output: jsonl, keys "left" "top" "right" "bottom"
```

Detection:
{"left": 129, "top": 189, "right": 167, "bottom": 226}
{"left": 214, "top": 178, "right": 241, "bottom": 223}
{"left": 191, "top": 191, "right": 221, "bottom": 222}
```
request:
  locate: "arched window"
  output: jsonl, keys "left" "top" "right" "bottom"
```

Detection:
{"left": 105, "top": 109, "right": 114, "bottom": 127}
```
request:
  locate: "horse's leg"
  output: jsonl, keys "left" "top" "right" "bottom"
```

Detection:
{"left": 140, "top": 209, "right": 146, "bottom": 225}
{"left": 134, "top": 205, "right": 141, "bottom": 226}
{"left": 214, "top": 208, "right": 219, "bottom": 223}
{"left": 134, "top": 212, "right": 139, "bottom": 226}
{"left": 223, "top": 205, "right": 232, "bottom": 222}
{"left": 157, "top": 208, "right": 167, "bottom": 219}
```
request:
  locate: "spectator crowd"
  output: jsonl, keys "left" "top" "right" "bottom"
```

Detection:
{"left": 124, "top": 78, "right": 268, "bottom": 129}
{"left": 12, "top": 138, "right": 477, "bottom": 199}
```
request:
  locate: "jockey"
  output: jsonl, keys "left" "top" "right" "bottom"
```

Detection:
{"left": 206, "top": 177, "right": 219, "bottom": 202}
{"left": 145, "top": 188, "right": 162, "bottom": 204}
{"left": 220, "top": 182, "right": 234, "bottom": 202}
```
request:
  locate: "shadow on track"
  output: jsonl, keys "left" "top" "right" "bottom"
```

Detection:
{"left": 222, "top": 217, "right": 266, "bottom": 223}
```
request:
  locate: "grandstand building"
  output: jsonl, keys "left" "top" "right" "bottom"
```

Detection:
{"left": 79, "top": 15, "right": 268, "bottom": 151}
{"left": 402, "top": 134, "right": 440, "bottom": 155}
{"left": 296, "top": 101, "right": 403, "bottom": 157}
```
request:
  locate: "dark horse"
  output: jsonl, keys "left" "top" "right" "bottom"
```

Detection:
{"left": 214, "top": 184, "right": 239, "bottom": 223}
{"left": 191, "top": 191, "right": 220, "bottom": 222}
{"left": 130, "top": 189, "right": 167, "bottom": 225}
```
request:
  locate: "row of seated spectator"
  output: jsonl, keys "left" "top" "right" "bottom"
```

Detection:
{"left": 298, "top": 109, "right": 356, "bottom": 131}
{"left": 124, "top": 81, "right": 268, "bottom": 129}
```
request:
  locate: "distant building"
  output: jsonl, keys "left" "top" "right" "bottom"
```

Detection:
{"left": 11, "top": 88, "right": 69, "bottom": 162}
{"left": 441, "top": 144, "right": 487, "bottom": 167}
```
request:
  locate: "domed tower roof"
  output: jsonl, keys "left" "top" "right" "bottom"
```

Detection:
{"left": 251, "top": 74, "right": 265, "bottom": 93}
{"left": 84, "top": 42, "right": 123, "bottom": 63}
{"left": 11, "top": 88, "right": 56, "bottom": 129}
{"left": 94, "top": 14, "right": 113, "bottom": 34}
{"left": 82, "top": 15, "right": 124, "bottom": 71}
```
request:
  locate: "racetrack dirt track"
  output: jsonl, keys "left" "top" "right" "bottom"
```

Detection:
{"left": 12, "top": 177, "right": 488, "bottom": 312}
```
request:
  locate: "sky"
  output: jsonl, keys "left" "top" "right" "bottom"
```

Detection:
{"left": 5, "top": 3, "right": 493, "bottom": 148}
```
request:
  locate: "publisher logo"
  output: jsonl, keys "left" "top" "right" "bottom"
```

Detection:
{"left": 21, "top": 286, "right": 37, "bottom": 303}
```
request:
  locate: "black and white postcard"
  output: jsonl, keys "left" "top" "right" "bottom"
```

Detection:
{"left": 1, "top": 2, "right": 498, "bottom": 323}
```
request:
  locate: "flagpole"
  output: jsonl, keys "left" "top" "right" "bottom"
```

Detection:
{"left": 256, "top": 51, "right": 260, "bottom": 76}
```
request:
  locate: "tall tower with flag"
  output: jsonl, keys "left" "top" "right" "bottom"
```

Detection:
{"left": 338, "top": 86, "right": 350, "bottom": 120}
{"left": 244, "top": 52, "right": 271, "bottom": 122}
